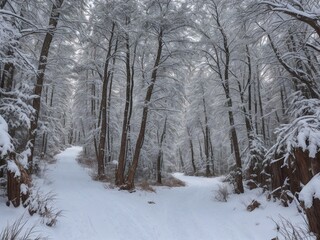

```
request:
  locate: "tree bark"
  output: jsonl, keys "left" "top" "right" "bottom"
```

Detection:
{"left": 202, "top": 96, "right": 211, "bottom": 177}
{"left": 156, "top": 117, "right": 167, "bottom": 184}
{"left": 97, "top": 22, "right": 115, "bottom": 178}
{"left": 28, "top": 0, "right": 64, "bottom": 172}
{"left": 123, "top": 29, "right": 163, "bottom": 190}
{"left": 220, "top": 21, "right": 244, "bottom": 193}
{"left": 116, "top": 24, "right": 132, "bottom": 186}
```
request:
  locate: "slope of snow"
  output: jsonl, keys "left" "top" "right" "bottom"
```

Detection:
{"left": 299, "top": 173, "right": 320, "bottom": 208}
{"left": 0, "top": 146, "right": 307, "bottom": 239}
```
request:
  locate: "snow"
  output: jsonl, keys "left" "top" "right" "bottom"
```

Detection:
{"left": 299, "top": 173, "right": 320, "bottom": 209}
{"left": 6, "top": 160, "right": 21, "bottom": 178}
{"left": 20, "top": 184, "right": 28, "bottom": 195}
{"left": 0, "top": 114, "right": 13, "bottom": 157}
{"left": 0, "top": 147, "right": 308, "bottom": 239}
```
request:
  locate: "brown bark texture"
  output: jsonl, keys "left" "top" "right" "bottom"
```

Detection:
{"left": 28, "top": 0, "right": 64, "bottom": 171}
{"left": 7, "top": 170, "right": 20, "bottom": 207}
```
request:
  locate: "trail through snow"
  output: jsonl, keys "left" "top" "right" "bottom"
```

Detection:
{"left": 1, "top": 147, "right": 306, "bottom": 239}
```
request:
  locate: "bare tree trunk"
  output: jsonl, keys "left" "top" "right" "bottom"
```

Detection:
{"left": 123, "top": 29, "right": 163, "bottom": 190}
{"left": 116, "top": 26, "right": 132, "bottom": 186}
{"left": 209, "top": 136, "right": 214, "bottom": 175}
{"left": 202, "top": 96, "right": 211, "bottom": 177}
{"left": 221, "top": 31, "right": 244, "bottom": 193}
{"left": 28, "top": 0, "right": 64, "bottom": 172}
{"left": 211, "top": 3, "right": 244, "bottom": 193}
{"left": 189, "top": 137, "right": 196, "bottom": 174}
{"left": 97, "top": 23, "right": 115, "bottom": 178}
{"left": 256, "top": 68, "right": 266, "bottom": 141}
{"left": 156, "top": 117, "right": 167, "bottom": 184}
{"left": 179, "top": 148, "right": 185, "bottom": 172}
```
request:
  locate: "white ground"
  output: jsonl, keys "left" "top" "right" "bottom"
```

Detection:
{"left": 0, "top": 146, "right": 309, "bottom": 240}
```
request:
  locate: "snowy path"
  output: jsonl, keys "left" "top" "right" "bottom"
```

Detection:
{"left": 2, "top": 146, "right": 304, "bottom": 240}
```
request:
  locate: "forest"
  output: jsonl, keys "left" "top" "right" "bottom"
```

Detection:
{"left": 1, "top": 0, "right": 320, "bottom": 239}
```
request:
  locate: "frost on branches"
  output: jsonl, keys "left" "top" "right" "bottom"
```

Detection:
{"left": 266, "top": 94, "right": 320, "bottom": 206}
{"left": 272, "top": 95, "right": 320, "bottom": 165}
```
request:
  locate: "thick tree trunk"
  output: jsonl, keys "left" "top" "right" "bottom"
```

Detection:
{"left": 123, "top": 29, "right": 163, "bottom": 190}
{"left": 294, "top": 148, "right": 312, "bottom": 184}
{"left": 304, "top": 199, "right": 320, "bottom": 240}
{"left": 28, "top": 0, "right": 64, "bottom": 172}
{"left": 7, "top": 170, "right": 20, "bottom": 207}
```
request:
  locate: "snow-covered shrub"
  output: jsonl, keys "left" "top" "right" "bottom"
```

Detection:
{"left": 28, "top": 190, "right": 62, "bottom": 227}
{"left": 0, "top": 115, "right": 13, "bottom": 157}
{"left": 266, "top": 94, "right": 320, "bottom": 201}
{"left": 244, "top": 134, "right": 267, "bottom": 189}
{"left": 270, "top": 95, "right": 320, "bottom": 163}
{"left": 214, "top": 184, "right": 230, "bottom": 202}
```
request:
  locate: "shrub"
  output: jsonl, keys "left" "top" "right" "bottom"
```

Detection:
{"left": 28, "top": 190, "right": 62, "bottom": 227}
{"left": 214, "top": 184, "right": 229, "bottom": 202}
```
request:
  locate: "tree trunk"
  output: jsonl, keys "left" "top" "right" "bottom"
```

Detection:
{"left": 189, "top": 138, "right": 196, "bottom": 174}
{"left": 304, "top": 199, "right": 320, "bottom": 240}
{"left": 116, "top": 21, "right": 132, "bottom": 186}
{"left": 106, "top": 38, "right": 118, "bottom": 164}
{"left": 97, "top": 22, "right": 115, "bottom": 178}
{"left": 7, "top": 170, "right": 20, "bottom": 207}
{"left": 28, "top": 0, "right": 64, "bottom": 172}
{"left": 179, "top": 148, "right": 185, "bottom": 172}
{"left": 215, "top": 8, "right": 244, "bottom": 193}
{"left": 156, "top": 117, "right": 167, "bottom": 184}
{"left": 123, "top": 29, "right": 163, "bottom": 190}
{"left": 0, "top": 0, "right": 8, "bottom": 9}
{"left": 202, "top": 96, "right": 211, "bottom": 177}
{"left": 294, "top": 148, "right": 312, "bottom": 184}
{"left": 256, "top": 68, "right": 266, "bottom": 141}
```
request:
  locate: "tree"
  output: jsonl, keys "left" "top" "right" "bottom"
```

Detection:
{"left": 194, "top": 0, "right": 245, "bottom": 193}
{"left": 28, "top": 0, "right": 65, "bottom": 171}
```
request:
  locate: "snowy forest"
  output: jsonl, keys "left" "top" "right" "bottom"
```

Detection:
{"left": 1, "top": 0, "right": 320, "bottom": 239}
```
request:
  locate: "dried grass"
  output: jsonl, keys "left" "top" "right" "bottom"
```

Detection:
{"left": 0, "top": 216, "right": 44, "bottom": 240}
{"left": 160, "top": 176, "right": 186, "bottom": 188}
{"left": 214, "top": 184, "right": 229, "bottom": 202}
{"left": 273, "top": 215, "right": 315, "bottom": 240}
{"left": 137, "top": 180, "right": 156, "bottom": 192}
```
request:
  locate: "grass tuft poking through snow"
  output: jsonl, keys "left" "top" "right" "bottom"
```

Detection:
{"left": 0, "top": 215, "right": 44, "bottom": 240}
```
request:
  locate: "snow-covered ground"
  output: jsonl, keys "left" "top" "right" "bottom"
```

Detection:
{"left": 0, "top": 146, "right": 308, "bottom": 239}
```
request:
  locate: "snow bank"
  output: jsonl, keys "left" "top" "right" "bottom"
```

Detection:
{"left": 0, "top": 114, "right": 13, "bottom": 157}
{"left": 299, "top": 173, "right": 320, "bottom": 208}
{"left": 7, "top": 160, "right": 21, "bottom": 177}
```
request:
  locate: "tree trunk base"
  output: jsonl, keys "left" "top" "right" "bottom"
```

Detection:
{"left": 302, "top": 199, "right": 320, "bottom": 239}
